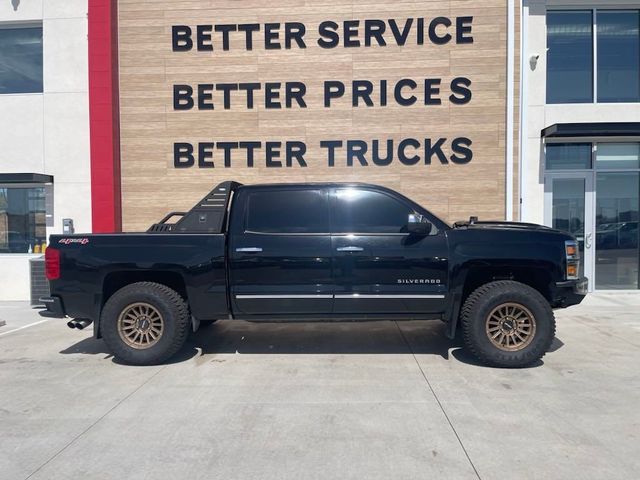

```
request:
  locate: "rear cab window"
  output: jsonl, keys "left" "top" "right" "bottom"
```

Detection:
{"left": 245, "top": 189, "right": 329, "bottom": 234}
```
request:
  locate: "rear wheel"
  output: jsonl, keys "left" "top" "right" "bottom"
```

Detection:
{"left": 101, "top": 282, "right": 189, "bottom": 365}
{"left": 461, "top": 281, "right": 555, "bottom": 368}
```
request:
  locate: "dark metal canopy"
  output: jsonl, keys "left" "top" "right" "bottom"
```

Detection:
{"left": 0, "top": 173, "right": 54, "bottom": 184}
{"left": 542, "top": 122, "right": 640, "bottom": 138}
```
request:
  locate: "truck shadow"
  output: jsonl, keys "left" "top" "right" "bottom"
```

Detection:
{"left": 61, "top": 320, "right": 563, "bottom": 368}
{"left": 186, "top": 320, "right": 456, "bottom": 357}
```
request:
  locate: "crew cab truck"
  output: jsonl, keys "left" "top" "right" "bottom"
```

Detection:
{"left": 41, "top": 182, "right": 588, "bottom": 367}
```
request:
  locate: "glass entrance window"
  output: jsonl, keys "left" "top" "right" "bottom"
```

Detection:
{"left": 595, "top": 143, "right": 640, "bottom": 169}
{"left": 595, "top": 173, "right": 639, "bottom": 290}
{"left": 546, "top": 143, "right": 592, "bottom": 170}
{"left": 0, "top": 186, "right": 46, "bottom": 253}
{"left": 551, "top": 178, "right": 586, "bottom": 278}
{"left": 544, "top": 142, "right": 640, "bottom": 290}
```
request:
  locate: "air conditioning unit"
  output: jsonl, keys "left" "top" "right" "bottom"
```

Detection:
{"left": 30, "top": 256, "right": 50, "bottom": 307}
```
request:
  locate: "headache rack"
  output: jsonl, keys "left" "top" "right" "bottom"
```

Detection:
{"left": 147, "top": 181, "right": 242, "bottom": 234}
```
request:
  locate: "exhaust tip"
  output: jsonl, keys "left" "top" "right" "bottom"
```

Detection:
{"left": 67, "top": 320, "right": 77, "bottom": 329}
{"left": 74, "top": 319, "right": 92, "bottom": 331}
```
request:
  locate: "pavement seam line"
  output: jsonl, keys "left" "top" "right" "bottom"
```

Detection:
{"left": 24, "top": 365, "right": 167, "bottom": 480}
{"left": 395, "top": 321, "right": 482, "bottom": 480}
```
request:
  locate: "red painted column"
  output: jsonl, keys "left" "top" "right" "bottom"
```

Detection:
{"left": 88, "top": 0, "right": 121, "bottom": 232}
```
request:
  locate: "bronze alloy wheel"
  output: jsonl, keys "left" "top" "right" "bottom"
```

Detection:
{"left": 117, "top": 302, "right": 164, "bottom": 350}
{"left": 485, "top": 302, "right": 537, "bottom": 352}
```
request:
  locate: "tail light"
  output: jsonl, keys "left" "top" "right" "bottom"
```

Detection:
{"left": 45, "top": 247, "right": 61, "bottom": 280}
{"left": 564, "top": 240, "right": 579, "bottom": 280}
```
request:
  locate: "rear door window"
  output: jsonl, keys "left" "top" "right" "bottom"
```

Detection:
{"left": 333, "top": 189, "right": 412, "bottom": 234}
{"left": 246, "top": 189, "right": 329, "bottom": 234}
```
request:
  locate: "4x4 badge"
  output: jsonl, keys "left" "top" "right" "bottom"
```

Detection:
{"left": 58, "top": 238, "right": 89, "bottom": 245}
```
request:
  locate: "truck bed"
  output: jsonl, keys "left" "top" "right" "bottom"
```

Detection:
{"left": 48, "top": 233, "right": 227, "bottom": 323}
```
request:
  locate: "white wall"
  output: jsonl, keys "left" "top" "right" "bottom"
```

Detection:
{"left": 521, "top": 0, "right": 640, "bottom": 224}
{"left": 0, "top": 0, "right": 90, "bottom": 301}
{"left": 0, "top": 254, "right": 38, "bottom": 301}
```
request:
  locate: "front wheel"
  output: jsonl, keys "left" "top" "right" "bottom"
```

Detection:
{"left": 461, "top": 281, "right": 556, "bottom": 368}
{"left": 101, "top": 282, "right": 190, "bottom": 365}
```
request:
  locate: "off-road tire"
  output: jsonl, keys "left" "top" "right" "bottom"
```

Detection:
{"left": 461, "top": 280, "right": 555, "bottom": 368}
{"left": 101, "top": 282, "right": 189, "bottom": 365}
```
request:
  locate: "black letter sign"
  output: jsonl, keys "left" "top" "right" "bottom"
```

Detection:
{"left": 172, "top": 25, "right": 193, "bottom": 51}
{"left": 174, "top": 143, "right": 195, "bottom": 167}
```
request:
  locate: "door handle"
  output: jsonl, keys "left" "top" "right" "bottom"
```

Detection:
{"left": 585, "top": 233, "right": 592, "bottom": 249}
{"left": 236, "top": 247, "right": 263, "bottom": 253}
{"left": 336, "top": 246, "right": 363, "bottom": 252}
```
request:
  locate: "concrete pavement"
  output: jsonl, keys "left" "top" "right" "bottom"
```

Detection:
{"left": 0, "top": 294, "right": 639, "bottom": 480}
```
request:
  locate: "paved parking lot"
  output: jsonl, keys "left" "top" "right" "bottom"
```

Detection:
{"left": 1, "top": 294, "right": 639, "bottom": 480}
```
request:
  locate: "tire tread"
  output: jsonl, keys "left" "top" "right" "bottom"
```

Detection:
{"left": 101, "top": 282, "right": 189, "bottom": 365}
{"left": 461, "top": 280, "right": 556, "bottom": 368}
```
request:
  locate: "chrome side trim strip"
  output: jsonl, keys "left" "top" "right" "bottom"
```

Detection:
{"left": 235, "top": 247, "right": 263, "bottom": 253}
{"left": 334, "top": 294, "right": 445, "bottom": 299}
{"left": 235, "top": 294, "right": 445, "bottom": 300}
{"left": 244, "top": 230, "right": 330, "bottom": 236}
{"left": 336, "top": 246, "right": 364, "bottom": 252}
{"left": 236, "top": 294, "right": 333, "bottom": 299}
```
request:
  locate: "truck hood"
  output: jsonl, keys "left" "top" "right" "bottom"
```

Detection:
{"left": 452, "top": 220, "right": 566, "bottom": 235}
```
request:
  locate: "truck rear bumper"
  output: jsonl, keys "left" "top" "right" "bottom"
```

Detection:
{"left": 553, "top": 277, "right": 588, "bottom": 308}
{"left": 38, "top": 296, "right": 66, "bottom": 318}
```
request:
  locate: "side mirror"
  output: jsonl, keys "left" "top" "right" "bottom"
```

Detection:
{"left": 407, "top": 213, "right": 432, "bottom": 235}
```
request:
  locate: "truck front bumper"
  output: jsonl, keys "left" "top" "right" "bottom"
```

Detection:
{"left": 38, "top": 296, "right": 66, "bottom": 318}
{"left": 553, "top": 277, "right": 588, "bottom": 308}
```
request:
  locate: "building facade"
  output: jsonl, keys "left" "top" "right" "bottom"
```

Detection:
{"left": 0, "top": 1, "right": 90, "bottom": 300}
{"left": 522, "top": 0, "right": 640, "bottom": 291}
{"left": 0, "top": 0, "right": 638, "bottom": 299}
{"left": 115, "top": 0, "right": 518, "bottom": 233}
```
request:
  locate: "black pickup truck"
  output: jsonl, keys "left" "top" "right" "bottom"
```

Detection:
{"left": 42, "top": 181, "right": 587, "bottom": 367}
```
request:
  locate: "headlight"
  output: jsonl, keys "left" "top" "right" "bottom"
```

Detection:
{"left": 565, "top": 240, "right": 579, "bottom": 280}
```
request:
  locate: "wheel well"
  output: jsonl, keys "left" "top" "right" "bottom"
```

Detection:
{"left": 462, "top": 266, "right": 553, "bottom": 306}
{"left": 102, "top": 271, "right": 188, "bottom": 307}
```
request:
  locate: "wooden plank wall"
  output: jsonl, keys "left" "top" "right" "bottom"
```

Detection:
{"left": 118, "top": 0, "right": 516, "bottom": 232}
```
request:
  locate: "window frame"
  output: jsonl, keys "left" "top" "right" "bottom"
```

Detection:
{"left": 544, "top": 142, "right": 593, "bottom": 170}
{"left": 0, "top": 182, "right": 50, "bottom": 255}
{"left": 546, "top": 9, "right": 595, "bottom": 104}
{"left": 543, "top": 139, "right": 640, "bottom": 291}
{"left": 544, "top": 138, "right": 640, "bottom": 174}
{"left": 546, "top": 7, "right": 640, "bottom": 105}
{"left": 595, "top": 9, "right": 640, "bottom": 103}
{"left": 0, "top": 22, "right": 44, "bottom": 95}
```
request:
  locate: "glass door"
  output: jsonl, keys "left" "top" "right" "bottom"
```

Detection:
{"left": 544, "top": 173, "right": 595, "bottom": 292}
{"left": 594, "top": 172, "right": 640, "bottom": 290}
